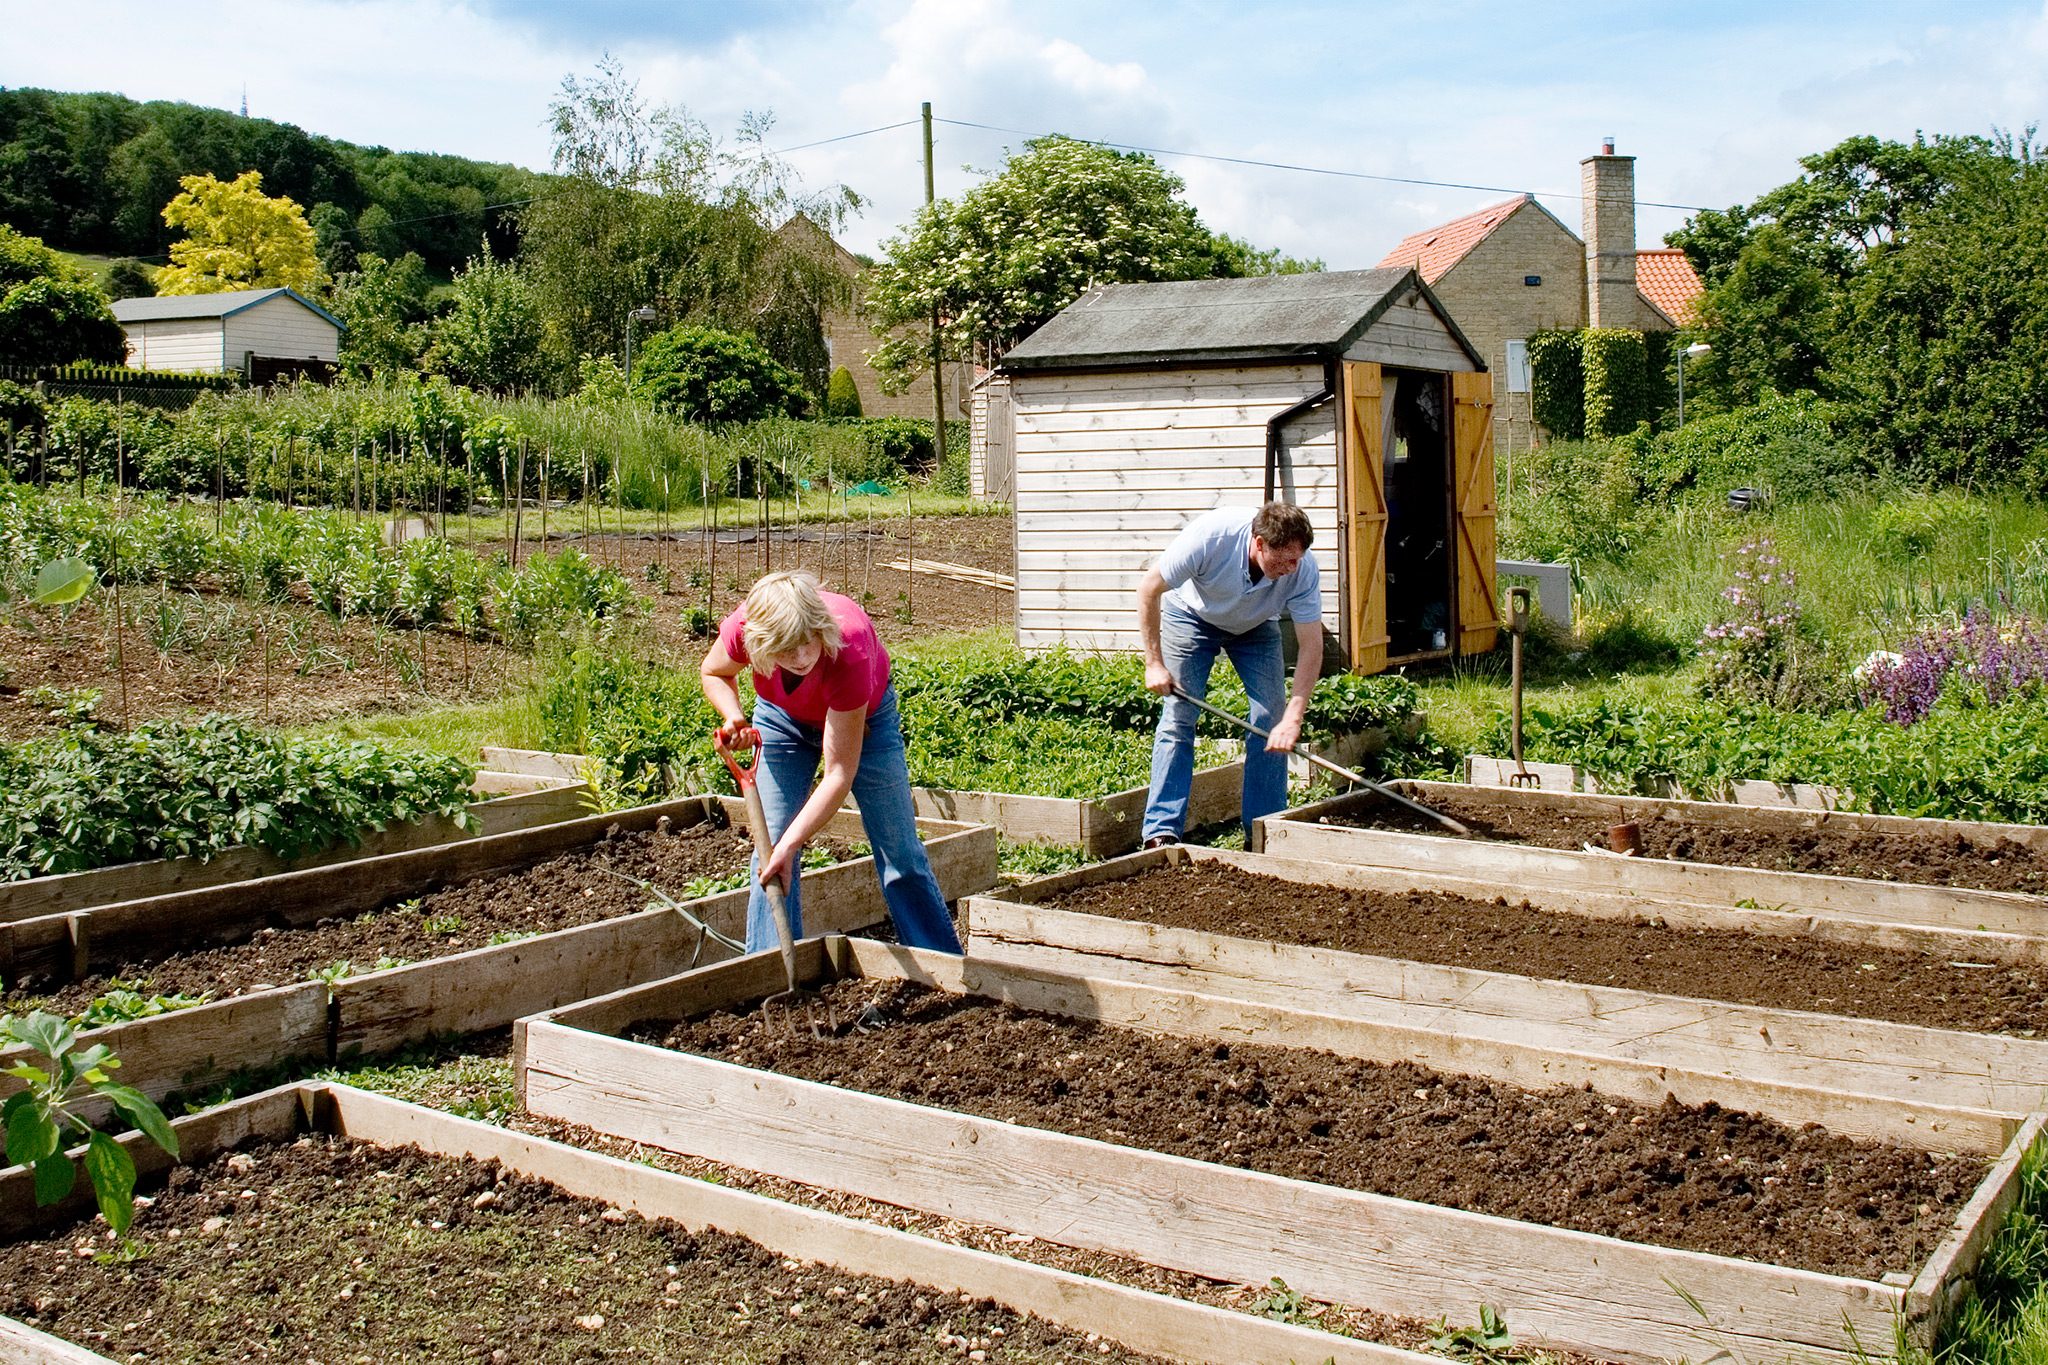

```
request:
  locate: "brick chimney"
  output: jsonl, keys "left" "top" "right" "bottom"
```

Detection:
{"left": 1581, "top": 138, "right": 1637, "bottom": 329}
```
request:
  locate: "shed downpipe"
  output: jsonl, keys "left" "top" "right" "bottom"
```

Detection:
{"left": 1265, "top": 365, "right": 1337, "bottom": 503}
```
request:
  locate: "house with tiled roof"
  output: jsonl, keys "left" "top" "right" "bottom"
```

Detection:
{"left": 1376, "top": 144, "right": 1703, "bottom": 446}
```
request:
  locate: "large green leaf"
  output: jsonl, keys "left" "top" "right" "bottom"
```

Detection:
{"left": 29, "top": 559, "right": 96, "bottom": 607}
{"left": 2, "top": 1092, "right": 59, "bottom": 1167}
{"left": 84, "top": 1131, "right": 137, "bottom": 1235}
{"left": 31, "top": 1152, "right": 75, "bottom": 1207}
{"left": 96, "top": 1082, "right": 179, "bottom": 1159}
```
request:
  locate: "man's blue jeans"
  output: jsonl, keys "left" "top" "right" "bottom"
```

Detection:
{"left": 747, "top": 684, "right": 963, "bottom": 956}
{"left": 1144, "top": 602, "right": 1289, "bottom": 842}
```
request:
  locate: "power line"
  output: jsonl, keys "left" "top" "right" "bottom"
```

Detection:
{"left": 934, "top": 116, "right": 1714, "bottom": 215}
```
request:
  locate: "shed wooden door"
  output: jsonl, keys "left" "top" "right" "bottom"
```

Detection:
{"left": 1340, "top": 362, "right": 1388, "bottom": 674}
{"left": 1451, "top": 370, "right": 1499, "bottom": 654}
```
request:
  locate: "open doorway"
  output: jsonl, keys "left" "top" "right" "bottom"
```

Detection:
{"left": 1380, "top": 368, "right": 1453, "bottom": 659}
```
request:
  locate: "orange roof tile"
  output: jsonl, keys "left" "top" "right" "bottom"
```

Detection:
{"left": 1635, "top": 248, "right": 1704, "bottom": 325}
{"left": 1374, "top": 195, "right": 1532, "bottom": 284}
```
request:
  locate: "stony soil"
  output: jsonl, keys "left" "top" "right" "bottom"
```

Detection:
{"left": 2, "top": 821, "right": 858, "bottom": 1017}
{"left": 0, "top": 1134, "right": 1160, "bottom": 1363}
{"left": 1331, "top": 789, "right": 2048, "bottom": 895}
{"left": 1041, "top": 860, "right": 2048, "bottom": 1036}
{"left": 646, "top": 978, "right": 1982, "bottom": 1281}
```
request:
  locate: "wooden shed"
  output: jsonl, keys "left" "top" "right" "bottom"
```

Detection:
{"left": 997, "top": 267, "right": 1498, "bottom": 673}
{"left": 110, "top": 287, "right": 342, "bottom": 380}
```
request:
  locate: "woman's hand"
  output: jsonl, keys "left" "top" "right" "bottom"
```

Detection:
{"left": 715, "top": 715, "right": 751, "bottom": 749}
{"left": 759, "top": 838, "right": 798, "bottom": 893}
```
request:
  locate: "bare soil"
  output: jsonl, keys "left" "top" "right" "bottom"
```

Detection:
{"left": 1042, "top": 860, "right": 2048, "bottom": 1036}
{"left": 2, "top": 821, "right": 858, "bottom": 1017}
{"left": 0, "top": 589, "right": 523, "bottom": 740}
{"left": 646, "top": 978, "right": 1981, "bottom": 1281}
{"left": 0, "top": 1134, "right": 1159, "bottom": 1363}
{"left": 516, "top": 513, "right": 1017, "bottom": 656}
{"left": 1333, "top": 789, "right": 2048, "bottom": 895}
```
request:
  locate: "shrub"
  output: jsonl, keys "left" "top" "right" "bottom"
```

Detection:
{"left": 825, "top": 366, "right": 863, "bottom": 418}
{"left": 630, "top": 326, "right": 810, "bottom": 424}
{"left": 497, "top": 547, "right": 637, "bottom": 643}
{"left": 1581, "top": 328, "right": 1649, "bottom": 439}
{"left": 1868, "top": 491, "right": 1992, "bottom": 563}
{"left": 1862, "top": 604, "right": 2048, "bottom": 725}
{"left": 1626, "top": 391, "right": 1865, "bottom": 505}
{"left": 1527, "top": 330, "right": 1584, "bottom": 441}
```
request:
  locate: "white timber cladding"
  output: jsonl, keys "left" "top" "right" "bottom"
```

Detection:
{"left": 1012, "top": 361, "right": 1340, "bottom": 653}
{"left": 222, "top": 295, "right": 340, "bottom": 366}
{"left": 124, "top": 318, "right": 226, "bottom": 373}
{"left": 1343, "top": 287, "right": 1481, "bottom": 372}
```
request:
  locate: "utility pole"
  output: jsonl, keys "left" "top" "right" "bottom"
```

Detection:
{"left": 918, "top": 101, "right": 943, "bottom": 624}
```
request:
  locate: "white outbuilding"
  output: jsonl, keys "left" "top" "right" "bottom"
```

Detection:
{"left": 110, "top": 288, "right": 342, "bottom": 381}
{"left": 997, "top": 267, "right": 1499, "bottom": 674}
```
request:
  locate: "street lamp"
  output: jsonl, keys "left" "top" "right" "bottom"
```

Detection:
{"left": 1676, "top": 341, "right": 1711, "bottom": 428}
{"left": 624, "top": 306, "right": 659, "bottom": 383}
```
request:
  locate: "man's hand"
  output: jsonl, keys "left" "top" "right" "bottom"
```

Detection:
{"left": 1264, "top": 713, "right": 1304, "bottom": 753}
{"left": 1144, "top": 661, "right": 1176, "bottom": 696}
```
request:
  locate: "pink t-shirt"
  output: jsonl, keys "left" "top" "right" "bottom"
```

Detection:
{"left": 717, "top": 591, "right": 892, "bottom": 729}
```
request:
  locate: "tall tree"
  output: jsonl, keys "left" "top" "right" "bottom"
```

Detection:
{"left": 864, "top": 135, "right": 1316, "bottom": 388}
{"left": 155, "top": 170, "right": 320, "bottom": 294}
{"left": 0, "top": 225, "right": 125, "bottom": 365}
{"left": 425, "top": 241, "right": 550, "bottom": 393}
{"left": 322, "top": 251, "right": 433, "bottom": 379}
{"left": 518, "top": 57, "right": 857, "bottom": 387}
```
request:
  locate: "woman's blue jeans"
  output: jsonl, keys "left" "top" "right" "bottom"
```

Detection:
{"left": 1143, "top": 602, "right": 1289, "bottom": 842}
{"left": 747, "top": 684, "right": 963, "bottom": 956}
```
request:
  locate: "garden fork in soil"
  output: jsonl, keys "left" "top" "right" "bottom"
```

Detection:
{"left": 1167, "top": 683, "right": 1472, "bottom": 837}
{"left": 716, "top": 725, "right": 827, "bottom": 1038}
{"left": 1507, "top": 587, "right": 1539, "bottom": 789}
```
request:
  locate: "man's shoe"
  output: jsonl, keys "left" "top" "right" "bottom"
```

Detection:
{"left": 1143, "top": 834, "right": 1180, "bottom": 850}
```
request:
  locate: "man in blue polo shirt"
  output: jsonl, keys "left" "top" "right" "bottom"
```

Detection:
{"left": 1137, "top": 501, "right": 1324, "bottom": 846}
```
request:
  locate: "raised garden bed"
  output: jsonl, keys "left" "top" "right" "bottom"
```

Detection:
{"left": 960, "top": 847, "right": 2048, "bottom": 1123}
{"left": 1258, "top": 781, "right": 2048, "bottom": 938}
{"left": 516, "top": 939, "right": 2040, "bottom": 1363}
{"left": 0, "top": 767, "right": 590, "bottom": 924}
{"left": 0, "top": 1082, "right": 1411, "bottom": 1365}
{"left": 0, "top": 797, "right": 994, "bottom": 1111}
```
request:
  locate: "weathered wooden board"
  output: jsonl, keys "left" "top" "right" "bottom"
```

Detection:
{"left": 910, "top": 762, "right": 1241, "bottom": 856}
{"left": 0, "top": 809, "right": 995, "bottom": 1110}
{"left": 1260, "top": 782, "right": 2048, "bottom": 938}
{"left": 965, "top": 894, "right": 2048, "bottom": 1128}
{"left": 520, "top": 940, "right": 2012, "bottom": 1363}
{"left": 0, "top": 1081, "right": 1430, "bottom": 1365}
{"left": 0, "top": 773, "right": 590, "bottom": 925}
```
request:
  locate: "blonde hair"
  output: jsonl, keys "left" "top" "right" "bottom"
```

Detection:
{"left": 741, "top": 570, "right": 842, "bottom": 663}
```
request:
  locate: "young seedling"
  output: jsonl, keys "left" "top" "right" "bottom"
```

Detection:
{"left": 1, "top": 1010, "right": 179, "bottom": 1238}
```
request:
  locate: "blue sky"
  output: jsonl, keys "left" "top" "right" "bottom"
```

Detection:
{"left": 4, "top": 0, "right": 2044, "bottom": 265}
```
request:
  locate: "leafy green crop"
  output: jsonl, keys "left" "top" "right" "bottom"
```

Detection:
{"left": 0, "top": 715, "right": 478, "bottom": 881}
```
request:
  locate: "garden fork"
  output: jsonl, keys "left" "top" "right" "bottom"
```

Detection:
{"left": 715, "top": 725, "right": 827, "bottom": 1038}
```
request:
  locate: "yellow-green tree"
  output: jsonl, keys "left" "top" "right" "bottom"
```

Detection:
{"left": 156, "top": 170, "right": 320, "bottom": 295}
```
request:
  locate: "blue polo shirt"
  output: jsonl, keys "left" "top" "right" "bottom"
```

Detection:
{"left": 1157, "top": 507, "right": 1321, "bottom": 635}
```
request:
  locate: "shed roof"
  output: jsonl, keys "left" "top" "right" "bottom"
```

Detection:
{"left": 112, "top": 287, "right": 343, "bottom": 331}
{"left": 999, "top": 267, "right": 1480, "bottom": 372}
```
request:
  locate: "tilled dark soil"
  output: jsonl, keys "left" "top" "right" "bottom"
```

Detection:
{"left": 0, "top": 1135, "right": 1159, "bottom": 1363}
{"left": 647, "top": 978, "right": 1982, "bottom": 1281}
{"left": 1333, "top": 790, "right": 2048, "bottom": 894}
{"left": 1042, "top": 861, "right": 2048, "bottom": 1036}
{"left": 4, "top": 822, "right": 858, "bottom": 1017}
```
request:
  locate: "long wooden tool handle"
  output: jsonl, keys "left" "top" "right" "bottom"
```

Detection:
{"left": 1167, "top": 684, "right": 1472, "bottom": 837}
{"left": 740, "top": 779, "right": 801, "bottom": 986}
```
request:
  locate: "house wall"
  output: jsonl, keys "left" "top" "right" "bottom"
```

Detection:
{"left": 123, "top": 318, "right": 225, "bottom": 373}
{"left": 820, "top": 297, "right": 971, "bottom": 421}
{"left": 1428, "top": 204, "right": 1586, "bottom": 450}
{"left": 1011, "top": 361, "right": 1341, "bottom": 654}
{"left": 222, "top": 296, "right": 339, "bottom": 367}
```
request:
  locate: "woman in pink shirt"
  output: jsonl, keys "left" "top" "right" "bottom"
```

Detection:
{"left": 700, "top": 570, "right": 962, "bottom": 955}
